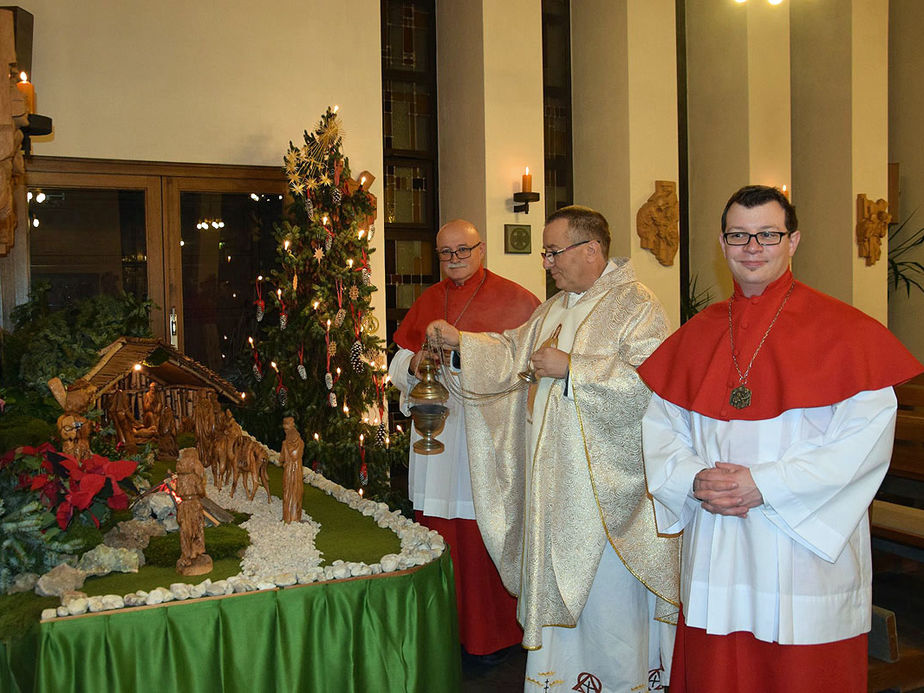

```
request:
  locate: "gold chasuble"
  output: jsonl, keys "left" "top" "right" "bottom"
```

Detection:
{"left": 458, "top": 259, "right": 679, "bottom": 648}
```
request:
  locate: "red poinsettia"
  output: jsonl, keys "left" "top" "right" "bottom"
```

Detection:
{"left": 1, "top": 445, "right": 139, "bottom": 530}
{"left": 52, "top": 452, "right": 138, "bottom": 529}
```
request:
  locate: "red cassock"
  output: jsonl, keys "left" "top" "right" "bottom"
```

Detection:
{"left": 395, "top": 267, "right": 539, "bottom": 655}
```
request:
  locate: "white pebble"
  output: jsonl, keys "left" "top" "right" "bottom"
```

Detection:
{"left": 67, "top": 598, "right": 88, "bottom": 615}
{"left": 102, "top": 595, "right": 125, "bottom": 610}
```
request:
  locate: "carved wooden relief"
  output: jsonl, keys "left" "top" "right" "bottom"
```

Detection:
{"left": 636, "top": 180, "right": 680, "bottom": 266}
{"left": 856, "top": 193, "right": 891, "bottom": 266}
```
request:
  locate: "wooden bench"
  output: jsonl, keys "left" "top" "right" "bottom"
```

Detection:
{"left": 871, "top": 374, "right": 924, "bottom": 550}
{"left": 867, "top": 375, "right": 924, "bottom": 692}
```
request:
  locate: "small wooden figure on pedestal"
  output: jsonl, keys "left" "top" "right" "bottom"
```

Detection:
{"left": 175, "top": 448, "right": 213, "bottom": 576}
{"left": 281, "top": 417, "right": 305, "bottom": 524}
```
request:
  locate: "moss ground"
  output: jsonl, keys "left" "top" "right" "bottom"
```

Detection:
{"left": 0, "top": 455, "right": 400, "bottom": 641}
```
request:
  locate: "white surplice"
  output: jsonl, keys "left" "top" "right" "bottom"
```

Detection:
{"left": 642, "top": 386, "right": 897, "bottom": 645}
{"left": 389, "top": 348, "right": 475, "bottom": 520}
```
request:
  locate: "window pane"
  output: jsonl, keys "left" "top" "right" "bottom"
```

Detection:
{"left": 28, "top": 187, "right": 147, "bottom": 308}
{"left": 383, "top": 1, "right": 433, "bottom": 73}
{"left": 180, "top": 191, "right": 283, "bottom": 372}
{"left": 385, "top": 163, "right": 429, "bottom": 224}
{"left": 394, "top": 239, "right": 433, "bottom": 275}
{"left": 383, "top": 80, "right": 432, "bottom": 152}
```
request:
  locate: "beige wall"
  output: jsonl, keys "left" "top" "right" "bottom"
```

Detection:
{"left": 791, "top": 0, "right": 889, "bottom": 325}
{"left": 686, "top": 0, "right": 791, "bottom": 306}
{"left": 19, "top": 0, "right": 387, "bottom": 329}
{"left": 888, "top": 0, "right": 924, "bottom": 358}
{"left": 436, "top": 0, "right": 546, "bottom": 301}
{"left": 572, "top": 0, "right": 680, "bottom": 327}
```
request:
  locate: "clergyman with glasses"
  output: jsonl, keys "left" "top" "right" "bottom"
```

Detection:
{"left": 389, "top": 218, "right": 539, "bottom": 663}
{"left": 638, "top": 185, "right": 922, "bottom": 692}
{"left": 424, "top": 205, "right": 680, "bottom": 691}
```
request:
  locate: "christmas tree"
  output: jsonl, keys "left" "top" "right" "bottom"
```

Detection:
{"left": 238, "top": 108, "right": 406, "bottom": 504}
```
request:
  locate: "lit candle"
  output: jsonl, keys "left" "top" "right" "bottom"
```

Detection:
{"left": 16, "top": 72, "right": 34, "bottom": 114}
{"left": 521, "top": 166, "right": 532, "bottom": 194}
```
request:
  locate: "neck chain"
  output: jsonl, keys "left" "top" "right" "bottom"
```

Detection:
{"left": 727, "top": 281, "right": 795, "bottom": 409}
{"left": 444, "top": 270, "right": 487, "bottom": 327}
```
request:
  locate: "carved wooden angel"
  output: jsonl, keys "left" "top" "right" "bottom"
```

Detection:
{"left": 48, "top": 377, "right": 97, "bottom": 461}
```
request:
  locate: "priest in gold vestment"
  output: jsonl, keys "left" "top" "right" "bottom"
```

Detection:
{"left": 426, "top": 206, "right": 680, "bottom": 692}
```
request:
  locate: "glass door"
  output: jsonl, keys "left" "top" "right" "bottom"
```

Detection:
{"left": 163, "top": 176, "right": 287, "bottom": 375}
{"left": 25, "top": 170, "right": 165, "bottom": 337}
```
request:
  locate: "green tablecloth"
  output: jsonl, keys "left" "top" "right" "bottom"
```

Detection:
{"left": 1, "top": 552, "right": 460, "bottom": 693}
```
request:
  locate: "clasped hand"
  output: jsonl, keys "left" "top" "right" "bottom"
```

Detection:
{"left": 528, "top": 347, "right": 569, "bottom": 380}
{"left": 692, "top": 462, "right": 764, "bottom": 517}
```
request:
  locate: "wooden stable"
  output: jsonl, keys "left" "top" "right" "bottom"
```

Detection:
{"left": 82, "top": 336, "right": 244, "bottom": 426}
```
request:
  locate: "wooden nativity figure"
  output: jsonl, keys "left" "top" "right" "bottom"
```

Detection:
{"left": 157, "top": 404, "right": 179, "bottom": 458}
{"left": 281, "top": 416, "right": 305, "bottom": 524}
{"left": 175, "top": 447, "right": 213, "bottom": 576}
{"left": 48, "top": 377, "right": 97, "bottom": 461}
{"left": 193, "top": 389, "right": 217, "bottom": 477}
{"left": 107, "top": 388, "right": 138, "bottom": 455}
{"left": 132, "top": 382, "right": 163, "bottom": 442}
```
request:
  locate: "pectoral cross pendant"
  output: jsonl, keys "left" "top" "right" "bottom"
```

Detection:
{"left": 729, "top": 385, "right": 752, "bottom": 409}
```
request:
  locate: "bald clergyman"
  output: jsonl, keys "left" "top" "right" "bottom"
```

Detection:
{"left": 390, "top": 219, "right": 539, "bottom": 661}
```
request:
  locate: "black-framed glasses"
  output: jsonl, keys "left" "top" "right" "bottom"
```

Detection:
{"left": 540, "top": 239, "right": 592, "bottom": 263}
{"left": 722, "top": 231, "right": 792, "bottom": 246}
{"left": 437, "top": 242, "right": 482, "bottom": 261}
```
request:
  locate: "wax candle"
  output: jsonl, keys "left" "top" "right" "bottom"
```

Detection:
{"left": 16, "top": 72, "right": 34, "bottom": 114}
{"left": 522, "top": 167, "right": 532, "bottom": 193}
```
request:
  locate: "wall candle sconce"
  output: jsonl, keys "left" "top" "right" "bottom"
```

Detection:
{"left": 513, "top": 166, "right": 540, "bottom": 214}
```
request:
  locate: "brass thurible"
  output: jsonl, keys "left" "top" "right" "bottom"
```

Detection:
{"left": 409, "top": 353, "right": 450, "bottom": 454}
